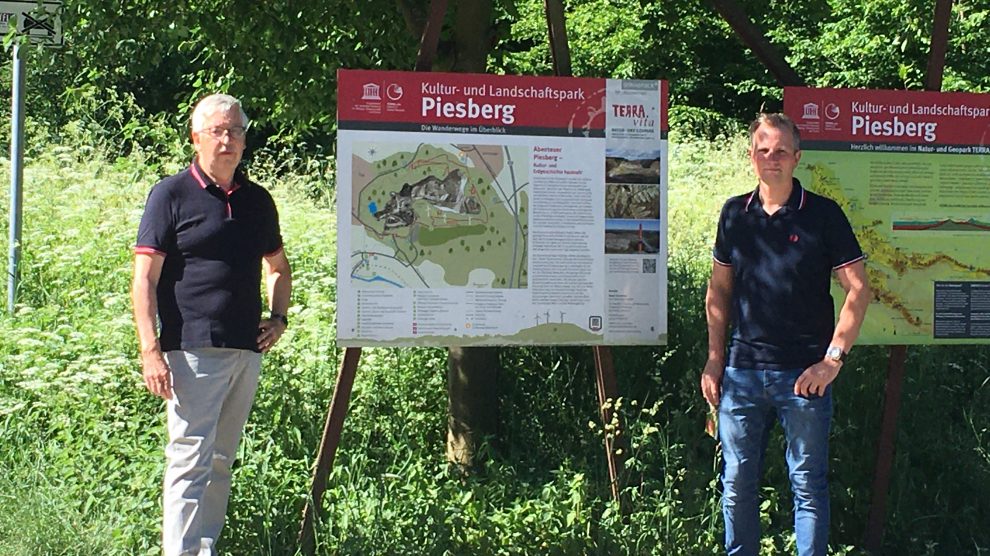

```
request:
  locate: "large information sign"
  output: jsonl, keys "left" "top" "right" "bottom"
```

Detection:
{"left": 785, "top": 87, "right": 990, "bottom": 344}
{"left": 337, "top": 69, "right": 668, "bottom": 347}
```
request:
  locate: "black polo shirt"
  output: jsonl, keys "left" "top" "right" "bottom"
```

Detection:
{"left": 713, "top": 179, "right": 865, "bottom": 370}
{"left": 135, "top": 160, "right": 283, "bottom": 352}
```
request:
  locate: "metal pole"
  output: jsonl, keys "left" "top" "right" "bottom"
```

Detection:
{"left": 544, "top": 0, "right": 572, "bottom": 77}
{"left": 297, "top": 346, "right": 362, "bottom": 555}
{"left": 863, "top": 345, "right": 909, "bottom": 552}
{"left": 8, "top": 43, "right": 26, "bottom": 315}
{"left": 592, "top": 345, "right": 628, "bottom": 511}
{"left": 924, "top": 0, "right": 954, "bottom": 92}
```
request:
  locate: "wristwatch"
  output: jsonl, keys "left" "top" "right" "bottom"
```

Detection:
{"left": 270, "top": 312, "right": 288, "bottom": 327}
{"left": 824, "top": 345, "right": 847, "bottom": 363}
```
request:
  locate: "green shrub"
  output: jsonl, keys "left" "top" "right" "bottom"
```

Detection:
{"left": 2, "top": 134, "right": 989, "bottom": 555}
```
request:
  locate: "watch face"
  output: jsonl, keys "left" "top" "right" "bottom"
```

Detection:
{"left": 826, "top": 346, "right": 843, "bottom": 361}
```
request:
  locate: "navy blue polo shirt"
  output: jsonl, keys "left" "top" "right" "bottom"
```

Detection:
{"left": 713, "top": 179, "right": 865, "bottom": 369}
{"left": 135, "top": 160, "right": 283, "bottom": 352}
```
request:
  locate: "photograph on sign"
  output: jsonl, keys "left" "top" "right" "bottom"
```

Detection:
{"left": 336, "top": 69, "right": 668, "bottom": 347}
{"left": 785, "top": 86, "right": 990, "bottom": 344}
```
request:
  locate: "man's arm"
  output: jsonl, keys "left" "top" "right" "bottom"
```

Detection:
{"left": 829, "top": 260, "right": 872, "bottom": 352}
{"left": 794, "top": 260, "right": 871, "bottom": 397}
{"left": 701, "top": 262, "right": 734, "bottom": 407}
{"left": 257, "top": 249, "right": 292, "bottom": 353}
{"left": 132, "top": 252, "right": 171, "bottom": 399}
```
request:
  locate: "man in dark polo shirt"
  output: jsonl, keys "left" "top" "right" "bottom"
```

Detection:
{"left": 132, "top": 93, "right": 292, "bottom": 555}
{"left": 701, "top": 113, "right": 871, "bottom": 556}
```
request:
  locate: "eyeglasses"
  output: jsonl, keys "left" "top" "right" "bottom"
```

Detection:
{"left": 199, "top": 126, "right": 247, "bottom": 140}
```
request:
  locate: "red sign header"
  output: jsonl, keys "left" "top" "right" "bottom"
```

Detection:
{"left": 785, "top": 87, "right": 990, "bottom": 147}
{"left": 338, "top": 69, "right": 667, "bottom": 136}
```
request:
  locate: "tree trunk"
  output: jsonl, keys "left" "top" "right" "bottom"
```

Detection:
{"left": 447, "top": 346, "right": 499, "bottom": 466}
{"left": 430, "top": 0, "right": 499, "bottom": 469}
{"left": 449, "top": 0, "right": 494, "bottom": 73}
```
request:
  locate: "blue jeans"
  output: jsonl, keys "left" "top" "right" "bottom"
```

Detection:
{"left": 718, "top": 366, "right": 833, "bottom": 556}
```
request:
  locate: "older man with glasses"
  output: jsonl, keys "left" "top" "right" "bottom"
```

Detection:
{"left": 132, "top": 93, "right": 292, "bottom": 555}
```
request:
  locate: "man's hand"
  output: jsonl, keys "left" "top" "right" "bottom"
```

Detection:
{"left": 257, "top": 318, "right": 286, "bottom": 353}
{"left": 141, "top": 346, "right": 172, "bottom": 400}
{"left": 701, "top": 358, "right": 725, "bottom": 407}
{"left": 794, "top": 359, "right": 842, "bottom": 397}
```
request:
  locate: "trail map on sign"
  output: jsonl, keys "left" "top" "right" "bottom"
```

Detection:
{"left": 350, "top": 142, "right": 529, "bottom": 290}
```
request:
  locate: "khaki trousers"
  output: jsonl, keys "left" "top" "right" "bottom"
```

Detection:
{"left": 162, "top": 348, "right": 262, "bottom": 556}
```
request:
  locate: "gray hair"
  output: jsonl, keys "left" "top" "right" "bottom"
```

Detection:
{"left": 191, "top": 93, "right": 250, "bottom": 132}
{"left": 748, "top": 112, "right": 800, "bottom": 151}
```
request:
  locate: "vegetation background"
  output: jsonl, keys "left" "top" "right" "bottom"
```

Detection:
{"left": 2, "top": 0, "right": 990, "bottom": 554}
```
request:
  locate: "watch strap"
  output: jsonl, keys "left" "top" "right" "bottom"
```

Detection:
{"left": 270, "top": 312, "right": 288, "bottom": 326}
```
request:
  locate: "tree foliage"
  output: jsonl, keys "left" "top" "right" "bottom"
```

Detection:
{"left": 495, "top": 0, "right": 990, "bottom": 121}
{"left": 22, "top": 0, "right": 419, "bottom": 150}
{"left": 6, "top": 0, "right": 990, "bottom": 151}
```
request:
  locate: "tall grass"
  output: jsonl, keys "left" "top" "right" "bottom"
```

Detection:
{"left": 1, "top": 132, "right": 989, "bottom": 555}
